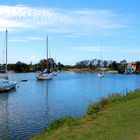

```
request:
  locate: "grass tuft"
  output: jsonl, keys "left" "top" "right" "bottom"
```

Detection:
{"left": 87, "top": 90, "right": 140, "bottom": 116}
{"left": 46, "top": 117, "right": 76, "bottom": 131}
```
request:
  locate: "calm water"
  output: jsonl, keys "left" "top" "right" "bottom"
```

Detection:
{"left": 0, "top": 72, "right": 140, "bottom": 140}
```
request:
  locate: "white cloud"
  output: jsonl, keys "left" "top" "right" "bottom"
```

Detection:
{"left": 27, "top": 36, "right": 44, "bottom": 41}
{"left": 8, "top": 36, "right": 44, "bottom": 42}
{"left": 9, "top": 39, "right": 28, "bottom": 42}
{"left": 0, "top": 5, "right": 127, "bottom": 35}
{"left": 71, "top": 46, "right": 140, "bottom": 54}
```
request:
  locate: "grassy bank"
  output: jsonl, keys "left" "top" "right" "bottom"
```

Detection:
{"left": 31, "top": 90, "right": 140, "bottom": 140}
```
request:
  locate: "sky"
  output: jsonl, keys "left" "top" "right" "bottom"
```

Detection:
{"left": 0, "top": 0, "right": 140, "bottom": 65}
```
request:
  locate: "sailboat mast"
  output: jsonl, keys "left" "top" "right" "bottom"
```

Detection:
{"left": 5, "top": 30, "right": 8, "bottom": 79}
{"left": 46, "top": 36, "right": 48, "bottom": 69}
{"left": 101, "top": 43, "right": 102, "bottom": 62}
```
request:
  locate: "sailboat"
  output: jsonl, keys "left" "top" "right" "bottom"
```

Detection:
{"left": 36, "top": 36, "right": 53, "bottom": 80}
{"left": 0, "top": 30, "right": 16, "bottom": 92}
{"left": 98, "top": 45, "right": 104, "bottom": 77}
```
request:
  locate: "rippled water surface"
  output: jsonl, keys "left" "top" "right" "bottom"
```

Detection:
{"left": 0, "top": 72, "right": 140, "bottom": 140}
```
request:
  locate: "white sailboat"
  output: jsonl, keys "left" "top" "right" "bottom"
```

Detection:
{"left": 36, "top": 36, "right": 53, "bottom": 80}
{"left": 98, "top": 45, "right": 104, "bottom": 77}
{"left": 0, "top": 30, "right": 16, "bottom": 92}
{"left": 98, "top": 71, "right": 104, "bottom": 77}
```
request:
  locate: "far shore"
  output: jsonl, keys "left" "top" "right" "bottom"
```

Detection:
{"left": 64, "top": 68, "right": 118, "bottom": 73}
{"left": 2, "top": 69, "right": 140, "bottom": 74}
{"left": 66, "top": 68, "right": 97, "bottom": 72}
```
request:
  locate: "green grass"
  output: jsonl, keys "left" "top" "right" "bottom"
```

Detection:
{"left": 31, "top": 90, "right": 140, "bottom": 140}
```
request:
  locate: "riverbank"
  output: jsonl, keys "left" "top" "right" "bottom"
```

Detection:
{"left": 64, "top": 68, "right": 119, "bottom": 73}
{"left": 31, "top": 89, "right": 140, "bottom": 140}
{"left": 65, "top": 68, "right": 98, "bottom": 72}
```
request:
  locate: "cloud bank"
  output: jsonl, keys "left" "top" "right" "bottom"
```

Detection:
{"left": 0, "top": 5, "right": 127, "bottom": 35}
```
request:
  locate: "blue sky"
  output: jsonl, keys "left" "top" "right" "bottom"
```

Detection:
{"left": 0, "top": 0, "right": 140, "bottom": 65}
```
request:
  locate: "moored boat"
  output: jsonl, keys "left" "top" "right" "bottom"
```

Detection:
{"left": 36, "top": 36, "right": 53, "bottom": 80}
{"left": 98, "top": 72, "right": 104, "bottom": 77}
{"left": 98, "top": 44, "right": 104, "bottom": 78}
{"left": 36, "top": 69, "right": 52, "bottom": 80}
{"left": 0, "top": 30, "right": 16, "bottom": 92}
{"left": 0, "top": 80, "right": 16, "bottom": 92}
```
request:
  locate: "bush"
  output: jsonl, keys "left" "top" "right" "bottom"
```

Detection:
{"left": 87, "top": 103, "right": 100, "bottom": 115}
{"left": 87, "top": 98, "right": 108, "bottom": 115}
{"left": 117, "top": 65, "right": 127, "bottom": 73}
{"left": 108, "top": 93, "right": 123, "bottom": 103}
{"left": 47, "top": 117, "right": 75, "bottom": 130}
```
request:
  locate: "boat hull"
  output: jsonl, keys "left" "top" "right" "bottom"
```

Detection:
{"left": 0, "top": 80, "right": 16, "bottom": 92}
{"left": 36, "top": 73, "right": 52, "bottom": 80}
{"left": 98, "top": 73, "right": 104, "bottom": 77}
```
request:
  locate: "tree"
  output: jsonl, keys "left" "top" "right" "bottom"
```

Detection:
{"left": 103, "top": 60, "right": 108, "bottom": 67}
{"left": 75, "top": 60, "right": 90, "bottom": 69}
{"left": 37, "top": 58, "right": 56, "bottom": 71}
{"left": 136, "top": 61, "right": 140, "bottom": 71}
{"left": 109, "top": 61, "right": 118, "bottom": 70}
{"left": 13, "top": 61, "right": 30, "bottom": 72}
{"left": 117, "top": 64, "right": 126, "bottom": 73}
{"left": 57, "top": 62, "right": 64, "bottom": 71}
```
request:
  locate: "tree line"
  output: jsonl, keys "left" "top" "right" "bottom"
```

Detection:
{"left": 74, "top": 59, "right": 140, "bottom": 73}
{"left": 0, "top": 58, "right": 63, "bottom": 73}
{"left": 1, "top": 58, "right": 140, "bottom": 73}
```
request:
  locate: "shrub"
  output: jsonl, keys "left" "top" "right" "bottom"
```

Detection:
{"left": 87, "top": 103, "right": 100, "bottom": 115}
{"left": 47, "top": 117, "right": 75, "bottom": 130}
{"left": 108, "top": 93, "right": 123, "bottom": 103}
{"left": 99, "top": 98, "right": 108, "bottom": 109}
{"left": 87, "top": 98, "right": 108, "bottom": 115}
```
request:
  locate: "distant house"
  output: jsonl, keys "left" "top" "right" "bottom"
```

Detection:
{"left": 124, "top": 62, "right": 136, "bottom": 74}
{"left": 127, "top": 63, "right": 136, "bottom": 71}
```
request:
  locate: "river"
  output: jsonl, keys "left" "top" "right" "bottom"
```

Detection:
{"left": 0, "top": 72, "right": 140, "bottom": 140}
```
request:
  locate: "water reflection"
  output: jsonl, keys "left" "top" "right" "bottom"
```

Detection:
{"left": 0, "top": 93, "right": 9, "bottom": 139}
{"left": 44, "top": 80, "right": 50, "bottom": 115}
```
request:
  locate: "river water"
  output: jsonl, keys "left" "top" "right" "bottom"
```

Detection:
{"left": 0, "top": 72, "right": 140, "bottom": 140}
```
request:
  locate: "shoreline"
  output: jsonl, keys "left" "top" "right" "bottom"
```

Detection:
{"left": 31, "top": 89, "right": 140, "bottom": 140}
